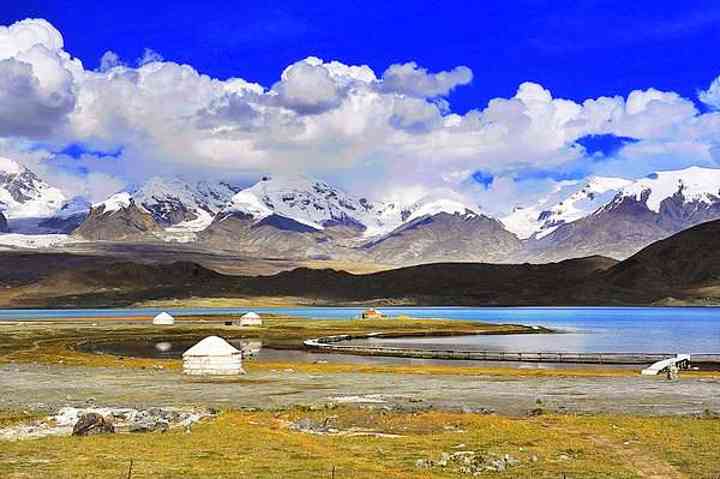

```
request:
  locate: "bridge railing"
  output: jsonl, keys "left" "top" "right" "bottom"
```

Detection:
{"left": 304, "top": 335, "right": 720, "bottom": 365}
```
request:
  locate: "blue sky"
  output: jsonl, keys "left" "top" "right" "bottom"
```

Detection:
{"left": 2, "top": 2, "right": 720, "bottom": 212}
{"left": 6, "top": 0, "right": 720, "bottom": 111}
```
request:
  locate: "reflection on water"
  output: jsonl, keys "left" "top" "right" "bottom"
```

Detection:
{"left": 354, "top": 330, "right": 716, "bottom": 354}
{"left": 84, "top": 338, "right": 630, "bottom": 369}
{"left": 87, "top": 339, "right": 265, "bottom": 360}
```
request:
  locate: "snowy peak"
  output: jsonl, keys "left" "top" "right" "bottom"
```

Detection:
{"left": 0, "top": 157, "right": 24, "bottom": 175}
{"left": 611, "top": 166, "right": 720, "bottom": 213}
{"left": 502, "top": 176, "right": 632, "bottom": 239}
{"left": 401, "top": 196, "right": 479, "bottom": 224}
{"left": 221, "top": 175, "right": 485, "bottom": 237}
{"left": 92, "top": 192, "right": 135, "bottom": 214}
{"left": 0, "top": 156, "right": 66, "bottom": 219}
{"left": 130, "top": 177, "right": 239, "bottom": 230}
{"left": 222, "top": 175, "right": 396, "bottom": 234}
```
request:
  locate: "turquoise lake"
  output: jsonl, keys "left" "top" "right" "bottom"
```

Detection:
{"left": 1, "top": 307, "right": 719, "bottom": 354}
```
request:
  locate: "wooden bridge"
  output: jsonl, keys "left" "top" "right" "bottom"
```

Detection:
{"left": 304, "top": 334, "right": 720, "bottom": 366}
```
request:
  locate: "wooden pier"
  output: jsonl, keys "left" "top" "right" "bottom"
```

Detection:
{"left": 304, "top": 334, "right": 720, "bottom": 365}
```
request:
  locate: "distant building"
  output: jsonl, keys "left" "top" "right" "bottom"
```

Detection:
{"left": 360, "top": 308, "right": 385, "bottom": 319}
{"left": 238, "top": 312, "right": 263, "bottom": 327}
{"left": 152, "top": 312, "right": 175, "bottom": 325}
{"left": 182, "top": 336, "right": 245, "bottom": 376}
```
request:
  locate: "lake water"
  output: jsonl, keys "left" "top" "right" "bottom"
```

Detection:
{"left": 2, "top": 307, "right": 719, "bottom": 354}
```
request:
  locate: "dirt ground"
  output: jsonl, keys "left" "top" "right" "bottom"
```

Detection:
{"left": 2, "top": 362, "right": 718, "bottom": 416}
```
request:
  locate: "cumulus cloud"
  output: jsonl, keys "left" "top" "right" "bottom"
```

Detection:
{"left": 138, "top": 48, "right": 163, "bottom": 66}
{"left": 1, "top": 18, "right": 720, "bottom": 217}
{"left": 699, "top": 76, "right": 720, "bottom": 109}
{"left": 272, "top": 59, "right": 345, "bottom": 114}
{"left": 0, "top": 58, "right": 75, "bottom": 137}
{"left": 0, "top": 19, "right": 77, "bottom": 138}
{"left": 381, "top": 62, "right": 473, "bottom": 97}
{"left": 98, "top": 51, "right": 121, "bottom": 72}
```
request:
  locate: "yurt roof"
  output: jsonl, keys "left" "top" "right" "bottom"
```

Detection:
{"left": 241, "top": 312, "right": 261, "bottom": 319}
{"left": 153, "top": 312, "right": 174, "bottom": 321}
{"left": 183, "top": 336, "right": 241, "bottom": 357}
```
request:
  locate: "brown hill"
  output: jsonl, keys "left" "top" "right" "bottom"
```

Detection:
{"left": 73, "top": 200, "right": 162, "bottom": 241}
{"left": 232, "top": 256, "right": 618, "bottom": 305}
{"left": 598, "top": 219, "right": 720, "bottom": 300}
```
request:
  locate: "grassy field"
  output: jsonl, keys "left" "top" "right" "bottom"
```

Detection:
{"left": 1, "top": 316, "right": 719, "bottom": 477}
{"left": 1, "top": 407, "right": 718, "bottom": 478}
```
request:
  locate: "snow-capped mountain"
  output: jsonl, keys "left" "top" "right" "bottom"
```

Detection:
{"left": 528, "top": 166, "right": 720, "bottom": 261}
{"left": 502, "top": 176, "right": 632, "bottom": 240}
{"left": 363, "top": 207, "right": 523, "bottom": 265}
{"left": 400, "top": 196, "right": 478, "bottom": 224}
{"left": 219, "top": 175, "right": 405, "bottom": 236}
{"left": 131, "top": 177, "right": 240, "bottom": 230}
{"left": 72, "top": 192, "right": 162, "bottom": 241}
{"left": 200, "top": 175, "right": 507, "bottom": 261}
{"left": 8, "top": 159, "right": 720, "bottom": 264}
{"left": 602, "top": 166, "right": 720, "bottom": 215}
{"left": 71, "top": 178, "right": 242, "bottom": 242}
{"left": 0, "top": 157, "right": 66, "bottom": 220}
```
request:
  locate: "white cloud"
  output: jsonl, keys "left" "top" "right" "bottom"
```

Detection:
{"left": 0, "top": 57, "right": 75, "bottom": 137}
{"left": 272, "top": 59, "right": 345, "bottom": 114}
{"left": 699, "top": 76, "right": 720, "bottom": 110}
{"left": 381, "top": 62, "right": 473, "bottom": 97}
{"left": 98, "top": 51, "right": 121, "bottom": 72}
{"left": 1, "top": 18, "right": 720, "bottom": 217}
{"left": 0, "top": 18, "right": 64, "bottom": 58}
{"left": 138, "top": 48, "right": 163, "bottom": 66}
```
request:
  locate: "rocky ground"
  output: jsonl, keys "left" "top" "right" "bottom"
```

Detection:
{"left": 1, "top": 362, "right": 718, "bottom": 417}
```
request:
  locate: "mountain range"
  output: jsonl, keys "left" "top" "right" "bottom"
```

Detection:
{"left": 2, "top": 218, "right": 719, "bottom": 307}
{"left": 3, "top": 155, "right": 720, "bottom": 266}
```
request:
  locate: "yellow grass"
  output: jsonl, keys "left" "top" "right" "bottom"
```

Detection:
{"left": 1, "top": 408, "right": 718, "bottom": 478}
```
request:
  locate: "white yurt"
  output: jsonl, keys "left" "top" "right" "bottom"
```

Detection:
{"left": 182, "top": 336, "right": 245, "bottom": 376}
{"left": 238, "top": 311, "right": 263, "bottom": 327}
{"left": 152, "top": 312, "right": 175, "bottom": 325}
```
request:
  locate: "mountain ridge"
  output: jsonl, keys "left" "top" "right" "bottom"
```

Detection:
{"left": 5, "top": 159, "right": 720, "bottom": 266}
{"left": 5, "top": 217, "right": 720, "bottom": 307}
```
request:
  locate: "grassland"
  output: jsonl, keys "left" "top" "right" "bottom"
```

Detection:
{"left": 1, "top": 407, "right": 718, "bottom": 478}
{"left": 1, "top": 315, "right": 719, "bottom": 478}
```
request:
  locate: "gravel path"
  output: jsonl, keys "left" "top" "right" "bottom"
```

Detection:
{"left": 2, "top": 363, "right": 718, "bottom": 416}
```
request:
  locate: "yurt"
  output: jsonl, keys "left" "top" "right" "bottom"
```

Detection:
{"left": 238, "top": 312, "right": 263, "bottom": 327}
{"left": 152, "top": 312, "right": 175, "bottom": 325}
{"left": 182, "top": 336, "right": 245, "bottom": 376}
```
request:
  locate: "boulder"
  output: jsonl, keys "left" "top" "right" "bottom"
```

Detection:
{"left": 72, "top": 413, "right": 115, "bottom": 436}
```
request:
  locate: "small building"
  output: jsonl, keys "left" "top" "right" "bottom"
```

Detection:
{"left": 238, "top": 311, "right": 263, "bottom": 327}
{"left": 152, "top": 312, "right": 175, "bottom": 325}
{"left": 360, "top": 308, "right": 385, "bottom": 319}
{"left": 182, "top": 336, "right": 245, "bottom": 376}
